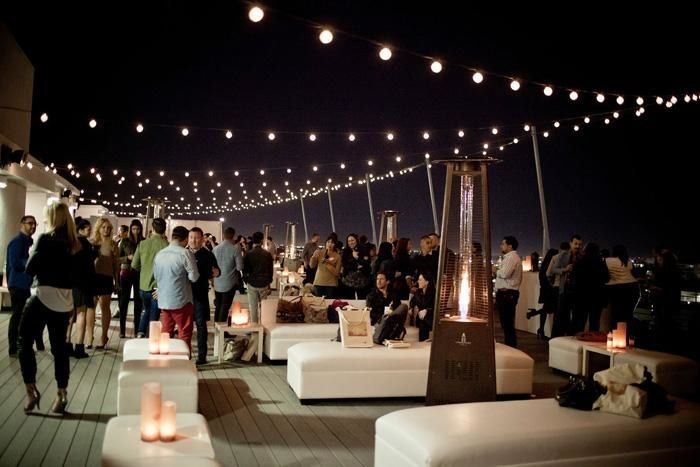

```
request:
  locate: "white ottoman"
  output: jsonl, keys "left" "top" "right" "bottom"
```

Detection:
{"left": 615, "top": 349, "right": 699, "bottom": 397}
{"left": 123, "top": 338, "right": 190, "bottom": 362}
{"left": 375, "top": 398, "right": 700, "bottom": 467}
{"left": 101, "top": 414, "right": 216, "bottom": 466}
{"left": 287, "top": 341, "right": 533, "bottom": 401}
{"left": 117, "top": 360, "right": 198, "bottom": 415}
{"left": 548, "top": 336, "right": 585, "bottom": 374}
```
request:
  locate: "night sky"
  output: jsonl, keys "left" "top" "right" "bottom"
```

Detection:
{"left": 3, "top": 2, "right": 699, "bottom": 260}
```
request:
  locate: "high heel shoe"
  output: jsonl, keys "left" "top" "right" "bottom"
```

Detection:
{"left": 51, "top": 389, "right": 68, "bottom": 414}
{"left": 24, "top": 384, "right": 41, "bottom": 413}
{"left": 536, "top": 329, "right": 549, "bottom": 341}
{"left": 526, "top": 308, "right": 538, "bottom": 320}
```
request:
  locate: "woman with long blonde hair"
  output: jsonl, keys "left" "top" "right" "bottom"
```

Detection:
{"left": 90, "top": 217, "right": 119, "bottom": 349}
{"left": 19, "top": 202, "right": 85, "bottom": 414}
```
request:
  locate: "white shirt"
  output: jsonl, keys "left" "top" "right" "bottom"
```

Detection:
{"left": 495, "top": 250, "right": 523, "bottom": 291}
{"left": 605, "top": 257, "right": 636, "bottom": 285}
{"left": 36, "top": 286, "right": 73, "bottom": 312}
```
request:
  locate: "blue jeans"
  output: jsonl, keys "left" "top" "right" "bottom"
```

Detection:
{"left": 193, "top": 298, "right": 210, "bottom": 362}
{"left": 138, "top": 290, "right": 160, "bottom": 336}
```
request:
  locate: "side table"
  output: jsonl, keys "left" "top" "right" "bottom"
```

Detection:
{"left": 213, "top": 322, "right": 264, "bottom": 364}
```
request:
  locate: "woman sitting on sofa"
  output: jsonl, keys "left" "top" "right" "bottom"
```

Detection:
{"left": 409, "top": 272, "right": 435, "bottom": 341}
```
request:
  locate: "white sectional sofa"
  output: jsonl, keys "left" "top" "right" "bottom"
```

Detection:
{"left": 287, "top": 339, "right": 534, "bottom": 401}
{"left": 260, "top": 297, "right": 368, "bottom": 360}
{"left": 375, "top": 398, "right": 700, "bottom": 467}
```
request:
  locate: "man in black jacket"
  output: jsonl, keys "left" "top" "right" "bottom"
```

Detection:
{"left": 188, "top": 227, "right": 220, "bottom": 365}
{"left": 365, "top": 272, "right": 394, "bottom": 325}
{"left": 243, "top": 231, "right": 273, "bottom": 323}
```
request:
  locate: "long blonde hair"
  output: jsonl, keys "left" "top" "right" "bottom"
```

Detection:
{"left": 92, "top": 217, "right": 114, "bottom": 245}
{"left": 44, "top": 202, "right": 81, "bottom": 254}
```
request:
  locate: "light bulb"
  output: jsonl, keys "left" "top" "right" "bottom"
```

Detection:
{"left": 340, "top": 163, "right": 345, "bottom": 169}
{"left": 596, "top": 93, "right": 605, "bottom": 103}
{"left": 422, "top": 131, "right": 430, "bottom": 140}
{"left": 386, "top": 132, "right": 394, "bottom": 140}
{"left": 684, "top": 95, "right": 691, "bottom": 103}
{"left": 458, "top": 129, "right": 465, "bottom": 137}
{"left": 89, "top": 119, "right": 97, "bottom": 128}
{"left": 543, "top": 86, "right": 553, "bottom": 96}
{"left": 367, "top": 160, "right": 373, "bottom": 166}
{"left": 584, "top": 117, "right": 590, "bottom": 124}
{"left": 395, "top": 155, "right": 402, "bottom": 162}
{"left": 430, "top": 61, "right": 442, "bottom": 73}
{"left": 348, "top": 133, "right": 356, "bottom": 141}
{"left": 184, "top": 171, "right": 190, "bottom": 177}
{"left": 483, "top": 143, "right": 489, "bottom": 149}
{"left": 225, "top": 130, "right": 233, "bottom": 139}
{"left": 259, "top": 169, "right": 265, "bottom": 175}
{"left": 248, "top": 6, "right": 264, "bottom": 23}
{"left": 286, "top": 168, "right": 292, "bottom": 173}
{"left": 510, "top": 79, "right": 521, "bottom": 91}
{"left": 319, "top": 29, "right": 333, "bottom": 44}
{"left": 636, "top": 97, "right": 644, "bottom": 106}
{"left": 574, "top": 125, "right": 580, "bottom": 131}
{"left": 569, "top": 91, "right": 579, "bottom": 101}
{"left": 472, "top": 71, "right": 484, "bottom": 84}
{"left": 524, "top": 124, "right": 530, "bottom": 132}
{"left": 604, "top": 118, "right": 610, "bottom": 124}
{"left": 136, "top": 123, "right": 144, "bottom": 133}
{"left": 656, "top": 96, "right": 663, "bottom": 105}
{"left": 181, "top": 128, "right": 189, "bottom": 136}
{"left": 208, "top": 170, "right": 214, "bottom": 176}
{"left": 543, "top": 131, "right": 549, "bottom": 138}
{"left": 309, "top": 133, "right": 316, "bottom": 141}
{"left": 40, "top": 113, "right": 48, "bottom": 123}
{"left": 554, "top": 121, "right": 560, "bottom": 128}
{"left": 513, "top": 138, "right": 519, "bottom": 144}
{"left": 613, "top": 112, "right": 620, "bottom": 119}
{"left": 312, "top": 166, "right": 318, "bottom": 172}
{"left": 671, "top": 96, "right": 678, "bottom": 104}
{"left": 616, "top": 96, "right": 624, "bottom": 105}
{"left": 379, "top": 47, "right": 392, "bottom": 61}
{"left": 491, "top": 127, "right": 498, "bottom": 135}
{"left": 268, "top": 132, "right": 276, "bottom": 140}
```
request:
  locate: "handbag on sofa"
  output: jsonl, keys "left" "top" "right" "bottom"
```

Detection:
{"left": 276, "top": 296, "right": 304, "bottom": 324}
{"left": 338, "top": 308, "right": 373, "bottom": 348}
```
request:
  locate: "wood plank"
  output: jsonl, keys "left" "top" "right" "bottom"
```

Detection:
{"left": 197, "top": 374, "right": 239, "bottom": 466}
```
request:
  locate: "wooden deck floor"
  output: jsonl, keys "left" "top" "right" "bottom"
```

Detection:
{"left": 0, "top": 303, "right": 564, "bottom": 467}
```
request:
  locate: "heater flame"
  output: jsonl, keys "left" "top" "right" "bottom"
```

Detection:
{"left": 459, "top": 272, "right": 470, "bottom": 319}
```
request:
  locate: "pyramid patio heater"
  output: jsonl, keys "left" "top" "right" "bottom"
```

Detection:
{"left": 426, "top": 157, "right": 499, "bottom": 406}
{"left": 283, "top": 221, "right": 302, "bottom": 271}
{"left": 378, "top": 210, "right": 399, "bottom": 243}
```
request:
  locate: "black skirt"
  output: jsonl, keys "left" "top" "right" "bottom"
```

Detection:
{"left": 93, "top": 274, "right": 114, "bottom": 296}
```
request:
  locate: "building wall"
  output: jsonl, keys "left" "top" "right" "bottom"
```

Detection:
{"left": 0, "top": 22, "right": 34, "bottom": 150}
{"left": 0, "top": 180, "right": 27, "bottom": 279}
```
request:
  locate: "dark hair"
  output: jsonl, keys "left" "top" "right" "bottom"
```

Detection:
{"left": 75, "top": 216, "right": 91, "bottom": 231}
{"left": 396, "top": 238, "right": 411, "bottom": 257}
{"left": 570, "top": 233, "right": 583, "bottom": 242}
{"left": 152, "top": 218, "right": 166, "bottom": 234}
{"left": 171, "top": 226, "right": 189, "bottom": 241}
{"left": 560, "top": 241, "right": 570, "bottom": 250}
{"left": 359, "top": 234, "right": 368, "bottom": 244}
{"left": 252, "top": 231, "right": 264, "bottom": 245}
{"left": 376, "top": 271, "right": 388, "bottom": 281}
{"left": 583, "top": 242, "right": 600, "bottom": 258}
{"left": 503, "top": 236, "right": 519, "bottom": 250}
{"left": 346, "top": 233, "right": 359, "bottom": 248}
{"left": 190, "top": 227, "right": 204, "bottom": 236}
{"left": 612, "top": 244, "right": 629, "bottom": 267}
{"left": 224, "top": 227, "right": 236, "bottom": 239}
{"left": 325, "top": 235, "right": 337, "bottom": 252}
{"left": 119, "top": 225, "right": 129, "bottom": 233}
{"left": 129, "top": 219, "right": 144, "bottom": 244}
{"left": 377, "top": 242, "right": 393, "bottom": 264}
{"left": 311, "top": 233, "right": 320, "bottom": 239}
{"left": 20, "top": 215, "right": 36, "bottom": 224}
{"left": 418, "top": 271, "right": 436, "bottom": 298}
{"left": 541, "top": 248, "right": 559, "bottom": 273}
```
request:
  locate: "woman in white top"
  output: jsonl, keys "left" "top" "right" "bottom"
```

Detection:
{"left": 19, "top": 202, "right": 84, "bottom": 414}
{"left": 605, "top": 244, "right": 640, "bottom": 332}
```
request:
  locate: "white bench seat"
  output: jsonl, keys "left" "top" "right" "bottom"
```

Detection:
{"left": 375, "top": 398, "right": 700, "bottom": 467}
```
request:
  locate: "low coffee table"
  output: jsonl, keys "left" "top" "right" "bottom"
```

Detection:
{"left": 581, "top": 343, "right": 627, "bottom": 376}
{"left": 213, "top": 322, "right": 264, "bottom": 364}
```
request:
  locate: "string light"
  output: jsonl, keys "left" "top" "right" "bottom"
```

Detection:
{"left": 268, "top": 132, "right": 276, "bottom": 140}
{"left": 523, "top": 124, "right": 530, "bottom": 132}
{"left": 340, "top": 163, "right": 346, "bottom": 169}
{"left": 491, "top": 127, "right": 499, "bottom": 135}
{"left": 367, "top": 160, "right": 374, "bottom": 166}
{"left": 569, "top": 91, "right": 579, "bottom": 101}
{"left": 613, "top": 112, "right": 620, "bottom": 119}
{"left": 40, "top": 113, "right": 48, "bottom": 123}
{"left": 430, "top": 60, "right": 442, "bottom": 73}
{"left": 472, "top": 71, "right": 484, "bottom": 84}
{"left": 248, "top": 6, "right": 264, "bottom": 23}
{"left": 510, "top": 79, "right": 521, "bottom": 91}
{"left": 136, "top": 123, "right": 144, "bottom": 133}
{"left": 225, "top": 130, "right": 233, "bottom": 139}
{"left": 616, "top": 96, "right": 624, "bottom": 105}
{"left": 543, "top": 86, "right": 553, "bottom": 96}
{"left": 259, "top": 169, "right": 265, "bottom": 175}
{"left": 89, "top": 119, "right": 97, "bottom": 128}
{"left": 553, "top": 121, "right": 560, "bottom": 128}
{"left": 348, "top": 133, "right": 356, "bottom": 141}
{"left": 181, "top": 128, "right": 189, "bottom": 136}
{"left": 422, "top": 131, "right": 430, "bottom": 140}
{"left": 309, "top": 133, "right": 317, "bottom": 141}
{"left": 386, "top": 132, "right": 394, "bottom": 141}
{"left": 395, "top": 155, "right": 402, "bottom": 162}
{"left": 319, "top": 29, "right": 334, "bottom": 44}
{"left": 379, "top": 47, "right": 392, "bottom": 61}
{"left": 656, "top": 97, "right": 663, "bottom": 105}
{"left": 458, "top": 130, "right": 465, "bottom": 138}
{"left": 596, "top": 93, "right": 605, "bottom": 103}
{"left": 636, "top": 97, "right": 644, "bottom": 105}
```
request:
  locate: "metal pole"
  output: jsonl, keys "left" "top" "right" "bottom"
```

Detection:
{"left": 327, "top": 187, "right": 336, "bottom": 233}
{"left": 426, "top": 159, "right": 439, "bottom": 232}
{"left": 530, "top": 126, "right": 551, "bottom": 254}
{"left": 365, "top": 174, "right": 377, "bottom": 245}
{"left": 299, "top": 192, "right": 309, "bottom": 243}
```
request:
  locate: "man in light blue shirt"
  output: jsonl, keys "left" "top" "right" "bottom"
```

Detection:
{"left": 212, "top": 227, "right": 244, "bottom": 322}
{"left": 153, "top": 226, "right": 199, "bottom": 351}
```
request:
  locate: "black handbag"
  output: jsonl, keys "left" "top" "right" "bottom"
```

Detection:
{"left": 556, "top": 376, "right": 605, "bottom": 411}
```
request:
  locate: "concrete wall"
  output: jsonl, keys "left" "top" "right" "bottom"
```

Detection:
{"left": 0, "top": 22, "right": 34, "bottom": 150}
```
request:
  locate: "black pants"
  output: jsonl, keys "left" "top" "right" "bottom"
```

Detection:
{"left": 18, "top": 296, "right": 71, "bottom": 388}
{"left": 608, "top": 283, "right": 640, "bottom": 330}
{"left": 496, "top": 289, "right": 520, "bottom": 347}
{"left": 118, "top": 270, "right": 143, "bottom": 336}
{"left": 552, "top": 291, "right": 575, "bottom": 338}
{"left": 572, "top": 297, "right": 603, "bottom": 333}
{"left": 193, "top": 298, "right": 210, "bottom": 362}
{"left": 9, "top": 287, "right": 43, "bottom": 353}
{"left": 214, "top": 289, "right": 235, "bottom": 323}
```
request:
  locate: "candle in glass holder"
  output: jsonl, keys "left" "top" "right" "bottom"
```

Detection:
{"left": 288, "top": 274, "right": 296, "bottom": 284}
{"left": 148, "top": 321, "right": 162, "bottom": 354}
{"left": 140, "top": 382, "right": 161, "bottom": 442}
{"left": 159, "top": 400, "right": 177, "bottom": 442}
{"left": 159, "top": 332, "right": 170, "bottom": 354}
{"left": 297, "top": 265, "right": 304, "bottom": 274}
{"left": 232, "top": 307, "right": 250, "bottom": 327}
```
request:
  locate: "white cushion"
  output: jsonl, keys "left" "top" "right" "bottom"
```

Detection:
{"left": 375, "top": 398, "right": 700, "bottom": 467}
{"left": 548, "top": 336, "right": 586, "bottom": 374}
{"left": 101, "top": 414, "right": 215, "bottom": 466}
{"left": 122, "top": 338, "right": 190, "bottom": 362}
{"left": 615, "top": 349, "right": 699, "bottom": 397}
{"left": 287, "top": 341, "right": 533, "bottom": 399}
{"left": 117, "top": 360, "right": 198, "bottom": 415}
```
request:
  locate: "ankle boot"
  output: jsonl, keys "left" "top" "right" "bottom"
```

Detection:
{"left": 73, "top": 344, "right": 89, "bottom": 359}
{"left": 51, "top": 388, "right": 68, "bottom": 414}
{"left": 24, "top": 384, "right": 41, "bottom": 413}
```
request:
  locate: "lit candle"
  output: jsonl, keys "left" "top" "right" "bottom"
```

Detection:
{"left": 232, "top": 307, "right": 250, "bottom": 327}
{"left": 140, "top": 382, "right": 161, "bottom": 442}
{"left": 288, "top": 274, "right": 296, "bottom": 284}
{"left": 159, "top": 400, "right": 177, "bottom": 442}
{"left": 159, "top": 332, "right": 170, "bottom": 354}
{"left": 297, "top": 265, "right": 304, "bottom": 274}
{"left": 148, "top": 321, "right": 162, "bottom": 354}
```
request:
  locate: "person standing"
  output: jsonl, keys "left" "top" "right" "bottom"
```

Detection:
{"left": 526, "top": 248, "right": 559, "bottom": 340}
{"left": 494, "top": 236, "right": 523, "bottom": 348}
{"left": 605, "top": 244, "right": 640, "bottom": 333}
{"left": 310, "top": 236, "right": 341, "bottom": 299}
{"left": 69, "top": 217, "right": 96, "bottom": 358}
{"left": 243, "top": 231, "right": 274, "bottom": 323}
{"left": 90, "top": 218, "right": 119, "bottom": 349}
{"left": 117, "top": 219, "right": 144, "bottom": 338}
{"left": 188, "top": 227, "right": 220, "bottom": 365}
{"left": 19, "top": 202, "right": 87, "bottom": 414}
{"left": 212, "top": 227, "right": 243, "bottom": 323}
{"left": 302, "top": 233, "right": 320, "bottom": 285}
{"left": 153, "top": 226, "right": 199, "bottom": 352}
{"left": 550, "top": 234, "right": 584, "bottom": 337}
{"left": 571, "top": 242, "right": 609, "bottom": 333}
{"left": 6, "top": 215, "right": 40, "bottom": 356}
{"left": 131, "top": 218, "right": 168, "bottom": 337}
